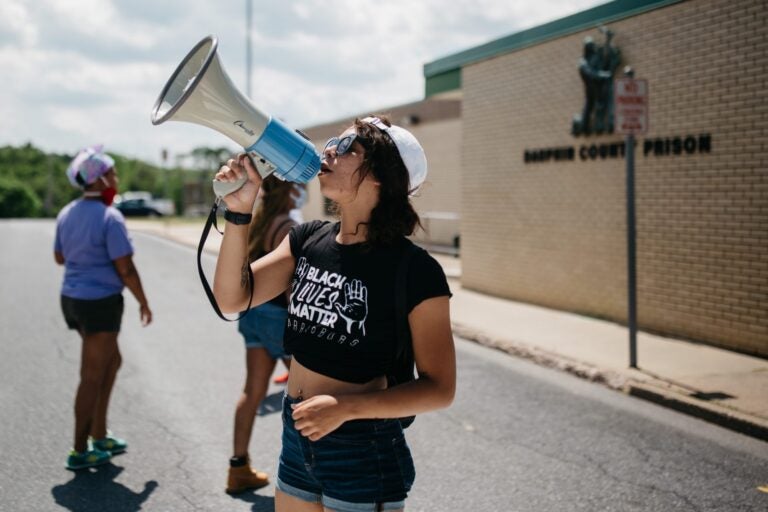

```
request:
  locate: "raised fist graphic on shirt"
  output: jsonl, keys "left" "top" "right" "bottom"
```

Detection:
{"left": 292, "top": 257, "right": 310, "bottom": 295}
{"left": 334, "top": 279, "right": 368, "bottom": 336}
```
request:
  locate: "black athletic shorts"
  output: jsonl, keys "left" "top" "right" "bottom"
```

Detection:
{"left": 61, "top": 294, "right": 124, "bottom": 334}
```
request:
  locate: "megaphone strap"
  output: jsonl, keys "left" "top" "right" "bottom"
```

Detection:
{"left": 197, "top": 200, "right": 254, "bottom": 321}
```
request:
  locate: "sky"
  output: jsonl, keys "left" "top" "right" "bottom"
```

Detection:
{"left": 0, "top": 0, "right": 606, "bottom": 165}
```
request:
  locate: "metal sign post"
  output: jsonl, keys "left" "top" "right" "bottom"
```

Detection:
{"left": 614, "top": 69, "right": 648, "bottom": 369}
{"left": 625, "top": 132, "right": 638, "bottom": 368}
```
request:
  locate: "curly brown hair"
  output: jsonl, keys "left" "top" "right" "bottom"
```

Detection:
{"left": 340, "top": 115, "right": 422, "bottom": 247}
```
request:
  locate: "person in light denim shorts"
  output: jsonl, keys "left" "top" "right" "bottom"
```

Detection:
{"left": 238, "top": 302, "right": 290, "bottom": 357}
{"left": 226, "top": 177, "right": 305, "bottom": 494}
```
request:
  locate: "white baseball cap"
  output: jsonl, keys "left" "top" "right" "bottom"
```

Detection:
{"left": 362, "top": 116, "right": 427, "bottom": 193}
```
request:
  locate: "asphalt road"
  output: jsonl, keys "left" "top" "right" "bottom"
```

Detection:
{"left": 1, "top": 219, "right": 766, "bottom": 512}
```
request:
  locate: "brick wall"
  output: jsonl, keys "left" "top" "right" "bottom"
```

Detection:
{"left": 461, "top": 0, "right": 767, "bottom": 356}
{"left": 409, "top": 118, "right": 462, "bottom": 246}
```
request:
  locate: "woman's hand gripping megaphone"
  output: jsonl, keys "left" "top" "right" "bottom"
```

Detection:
{"left": 214, "top": 154, "right": 263, "bottom": 213}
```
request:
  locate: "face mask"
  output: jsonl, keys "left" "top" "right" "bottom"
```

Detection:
{"left": 84, "top": 176, "right": 117, "bottom": 205}
{"left": 100, "top": 187, "right": 117, "bottom": 206}
{"left": 99, "top": 176, "right": 117, "bottom": 206}
{"left": 291, "top": 185, "right": 307, "bottom": 209}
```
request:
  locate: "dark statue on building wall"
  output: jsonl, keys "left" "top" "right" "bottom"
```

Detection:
{"left": 572, "top": 27, "right": 621, "bottom": 136}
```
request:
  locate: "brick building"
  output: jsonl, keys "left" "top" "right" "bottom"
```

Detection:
{"left": 302, "top": 0, "right": 767, "bottom": 357}
{"left": 425, "top": 0, "right": 767, "bottom": 357}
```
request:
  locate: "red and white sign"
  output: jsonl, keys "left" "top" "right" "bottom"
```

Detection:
{"left": 614, "top": 78, "right": 649, "bottom": 135}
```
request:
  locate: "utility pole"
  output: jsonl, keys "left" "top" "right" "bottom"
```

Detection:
{"left": 246, "top": 0, "right": 252, "bottom": 99}
{"left": 161, "top": 148, "right": 169, "bottom": 199}
{"left": 44, "top": 154, "right": 54, "bottom": 216}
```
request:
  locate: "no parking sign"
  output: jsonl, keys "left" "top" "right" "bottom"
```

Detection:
{"left": 615, "top": 78, "right": 648, "bottom": 135}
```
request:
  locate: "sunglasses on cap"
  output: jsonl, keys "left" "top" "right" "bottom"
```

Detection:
{"left": 323, "top": 134, "right": 359, "bottom": 156}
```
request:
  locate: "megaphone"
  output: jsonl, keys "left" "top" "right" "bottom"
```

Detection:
{"left": 151, "top": 35, "right": 320, "bottom": 198}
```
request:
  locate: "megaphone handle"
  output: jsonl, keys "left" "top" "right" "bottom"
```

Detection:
{"left": 212, "top": 176, "right": 248, "bottom": 198}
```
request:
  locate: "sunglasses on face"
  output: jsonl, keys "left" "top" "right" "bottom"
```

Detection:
{"left": 323, "top": 134, "right": 359, "bottom": 156}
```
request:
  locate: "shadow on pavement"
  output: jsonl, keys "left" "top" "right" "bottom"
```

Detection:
{"left": 51, "top": 464, "right": 158, "bottom": 512}
{"left": 258, "top": 391, "right": 283, "bottom": 416}
{"left": 228, "top": 491, "right": 276, "bottom": 512}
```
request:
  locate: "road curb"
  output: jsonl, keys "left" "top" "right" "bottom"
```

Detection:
{"left": 451, "top": 323, "right": 630, "bottom": 391}
{"left": 627, "top": 382, "right": 768, "bottom": 442}
{"left": 453, "top": 323, "right": 768, "bottom": 443}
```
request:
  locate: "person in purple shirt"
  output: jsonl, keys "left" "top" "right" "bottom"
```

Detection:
{"left": 54, "top": 145, "right": 153, "bottom": 470}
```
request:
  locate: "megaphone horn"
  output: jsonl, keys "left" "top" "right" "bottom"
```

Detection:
{"left": 151, "top": 35, "right": 320, "bottom": 198}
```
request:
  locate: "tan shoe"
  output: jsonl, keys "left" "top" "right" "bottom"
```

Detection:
{"left": 226, "top": 464, "right": 269, "bottom": 494}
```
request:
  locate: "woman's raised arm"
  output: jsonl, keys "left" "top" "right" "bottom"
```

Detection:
{"left": 212, "top": 155, "right": 297, "bottom": 313}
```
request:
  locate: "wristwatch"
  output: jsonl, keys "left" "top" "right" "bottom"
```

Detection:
{"left": 223, "top": 209, "right": 253, "bottom": 225}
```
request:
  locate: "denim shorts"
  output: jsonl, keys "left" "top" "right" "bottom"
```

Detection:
{"left": 237, "top": 302, "right": 289, "bottom": 359}
{"left": 276, "top": 393, "right": 415, "bottom": 512}
{"left": 61, "top": 294, "right": 123, "bottom": 334}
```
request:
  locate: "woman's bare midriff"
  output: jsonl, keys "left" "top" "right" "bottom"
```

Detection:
{"left": 286, "top": 358, "right": 387, "bottom": 399}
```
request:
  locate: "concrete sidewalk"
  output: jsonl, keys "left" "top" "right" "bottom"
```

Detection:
{"left": 128, "top": 219, "right": 768, "bottom": 442}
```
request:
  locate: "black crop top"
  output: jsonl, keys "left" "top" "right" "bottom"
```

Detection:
{"left": 285, "top": 220, "right": 452, "bottom": 383}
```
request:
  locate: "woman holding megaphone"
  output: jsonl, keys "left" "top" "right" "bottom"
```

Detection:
{"left": 213, "top": 116, "right": 455, "bottom": 512}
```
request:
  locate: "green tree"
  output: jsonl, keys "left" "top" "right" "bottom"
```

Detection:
{"left": 0, "top": 177, "right": 41, "bottom": 217}
{"left": 0, "top": 144, "right": 75, "bottom": 216}
{"left": 185, "top": 146, "right": 233, "bottom": 208}
{"left": 189, "top": 146, "right": 231, "bottom": 171}
{"left": 0, "top": 143, "right": 234, "bottom": 217}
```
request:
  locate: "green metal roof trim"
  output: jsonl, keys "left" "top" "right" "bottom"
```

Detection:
{"left": 424, "top": 0, "right": 684, "bottom": 79}
{"left": 425, "top": 69, "right": 462, "bottom": 97}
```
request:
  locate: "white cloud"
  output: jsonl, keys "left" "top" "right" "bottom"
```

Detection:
{"left": 43, "top": 0, "right": 158, "bottom": 49}
{"left": 0, "top": 0, "right": 606, "bottom": 163}
{"left": 0, "top": 1, "right": 38, "bottom": 46}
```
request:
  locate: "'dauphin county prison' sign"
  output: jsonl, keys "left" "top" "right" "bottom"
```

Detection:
{"left": 523, "top": 134, "right": 712, "bottom": 163}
